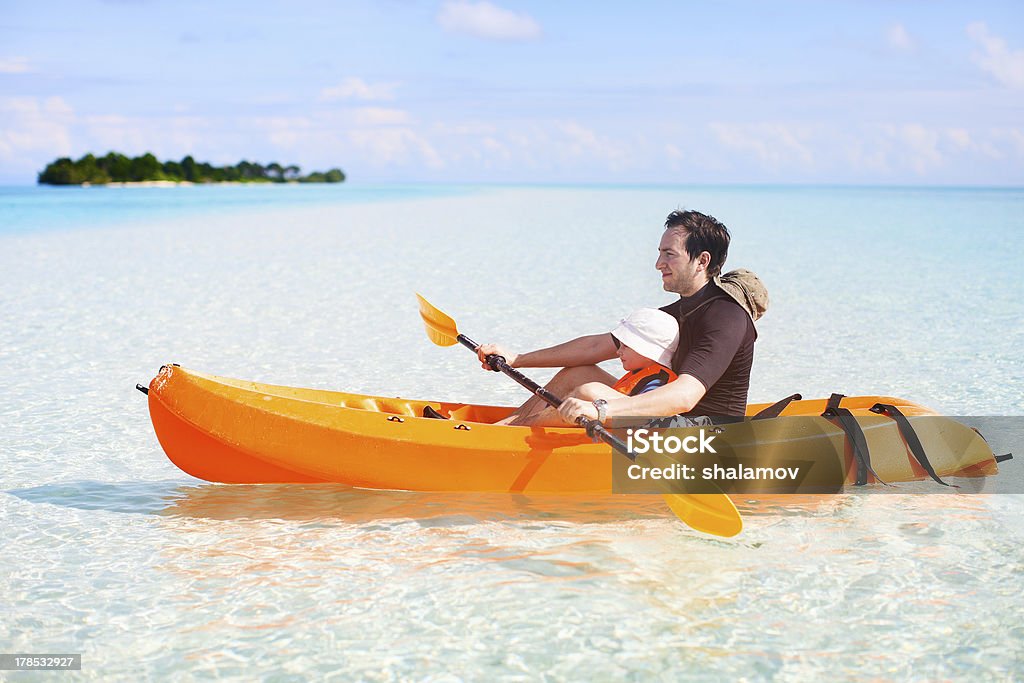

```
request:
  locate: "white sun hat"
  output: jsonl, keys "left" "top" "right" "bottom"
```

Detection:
{"left": 610, "top": 308, "right": 679, "bottom": 367}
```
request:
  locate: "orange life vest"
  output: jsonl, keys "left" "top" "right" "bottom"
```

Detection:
{"left": 612, "top": 363, "right": 678, "bottom": 396}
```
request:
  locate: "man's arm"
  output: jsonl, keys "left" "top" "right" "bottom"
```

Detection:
{"left": 555, "top": 374, "right": 707, "bottom": 424}
{"left": 477, "top": 333, "right": 617, "bottom": 369}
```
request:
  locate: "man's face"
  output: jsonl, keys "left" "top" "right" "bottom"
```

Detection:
{"left": 656, "top": 229, "right": 707, "bottom": 296}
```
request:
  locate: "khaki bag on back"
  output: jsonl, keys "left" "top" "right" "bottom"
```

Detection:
{"left": 713, "top": 269, "right": 769, "bottom": 322}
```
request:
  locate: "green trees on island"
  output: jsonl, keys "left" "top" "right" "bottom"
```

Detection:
{"left": 38, "top": 152, "right": 346, "bottom": 185}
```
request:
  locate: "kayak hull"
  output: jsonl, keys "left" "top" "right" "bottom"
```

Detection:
{"left": 146, "top": 365, "right": 999, "bottom": 492}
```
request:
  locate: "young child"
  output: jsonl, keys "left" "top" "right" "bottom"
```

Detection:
{"left": 609, "top": 308, "right": 679, "bottom": 396}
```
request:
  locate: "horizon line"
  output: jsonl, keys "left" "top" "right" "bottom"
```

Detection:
{"left": 2, "top": 179, "right": 1022, "bottom": 191}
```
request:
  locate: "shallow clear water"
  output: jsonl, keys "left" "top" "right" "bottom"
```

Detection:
{"left": 0, "top": 183, "right": 477, "bottom": 236}
{"left": 1, "top": 184, "right": 1022, "bottom": 679}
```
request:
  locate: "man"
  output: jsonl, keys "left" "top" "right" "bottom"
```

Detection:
{"left": 477, "top": 210, "right": 765, "bottom": 426}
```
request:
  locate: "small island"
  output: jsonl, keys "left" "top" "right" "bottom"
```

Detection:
{"left": 38, "top": 152, "right": 345, "bottom": 186}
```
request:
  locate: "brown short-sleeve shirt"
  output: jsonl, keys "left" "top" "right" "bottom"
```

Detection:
{"left": 659, "top": 282, "right": 756, "bottom": 417}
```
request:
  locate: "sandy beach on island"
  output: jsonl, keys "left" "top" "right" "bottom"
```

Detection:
{"left": 80, "top": 180, "right": 194, "bottom": 188}
{"left": 76, "top": 180, "right": 335, "bottom": 188}
{"left": 79, "top": 180, "right": 298, "bottom": 188}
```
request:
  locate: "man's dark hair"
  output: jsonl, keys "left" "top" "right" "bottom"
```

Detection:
{"left": 664, "top": 210, "right": 730, "bottom": 278}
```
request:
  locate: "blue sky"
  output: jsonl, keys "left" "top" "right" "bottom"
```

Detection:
{"left": 1, "top": 0, "right": 1023, "bottom": 185}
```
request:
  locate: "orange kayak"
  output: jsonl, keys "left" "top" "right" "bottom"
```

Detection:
{"left": 144, "top": 365, "right": 1000, "bottom": 491}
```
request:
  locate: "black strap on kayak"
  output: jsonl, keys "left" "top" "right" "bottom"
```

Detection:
{"left": 753, "top": 393, "right": 802, "bottom": 420}
{"left": 970, "top": 430, "right": 1011, "bottom": 466}
{"left": 822, "top": 393, "right": 886, "bottom": 486}
{"left": 869, "top": 403, "right": 954, "bottom": 487}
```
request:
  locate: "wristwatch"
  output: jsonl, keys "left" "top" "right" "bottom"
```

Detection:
{"left": 592, "top": 399, "right": 608, "bottom": 424}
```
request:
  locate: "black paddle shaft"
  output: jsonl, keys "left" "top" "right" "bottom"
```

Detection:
{"left": 456, "top": 333, "right": 635, "bottom": 460}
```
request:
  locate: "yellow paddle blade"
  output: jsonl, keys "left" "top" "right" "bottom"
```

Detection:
{"left": 641, "top": 450, "right": 743, "bottom": 537}
{"left": 416, "top": 293, "right": 460, "bottom": 347}
{"left": 663, "top": 493, "right": 743, "bottom": 538}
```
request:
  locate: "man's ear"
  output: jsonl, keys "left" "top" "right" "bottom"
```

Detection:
{"left": 697, "top": 251, "right": 711, "bottom": 271}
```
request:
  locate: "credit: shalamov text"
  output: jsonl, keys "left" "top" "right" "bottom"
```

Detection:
{"left": 625, "top": 428, "right": 802, "bottom": 482}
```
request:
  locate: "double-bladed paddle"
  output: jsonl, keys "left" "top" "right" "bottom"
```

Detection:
{"left": 416, "top": 293, "right": 743, "bottom": 538}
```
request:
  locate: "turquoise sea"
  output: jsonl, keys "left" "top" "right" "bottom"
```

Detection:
{"left": 1, "top": 183, "right": 1022, "bottom": 680}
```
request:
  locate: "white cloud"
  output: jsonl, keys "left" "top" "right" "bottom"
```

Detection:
{"left": 481, "top": 136, "right": 511, "bottom": 162}
{"left": 709, "top": 123, "right": 815, "bottom": 168}
{"left": 84, "top": 114, "right": 148, "bottom": 152}
{"left": 349, "top": 128, "right": 444, "bottom": 169}
{"left": 432, "top": 121, "right": 498, "bottom": 136}
{"left": 890, "top": 123, "right": 943, "bottom": 174}
{"left": 248, "top": 93, "right": 295, "bottom": 106}
{"left": 319, "top": 77, "right": 399, "bottom": 102}
{"left": 0, "top": 96, "right": 74, "bottom": 169}
{"left": 4, "top": 94, "right": 1019, "bottom": 184}
{"left": 556, "top": 121, "right": 630, "bottom": 167}
{"left": 844, "top": 124, "right": 990, "bottom": 175}
{"left": 967, "top": 22, "right": 1024, "bottom": 88}
{"left": 80, "top": 113, "right": 206, "bottom": 157}
{"left": 0, "top": 56, "right": 31, "bottom": 74}
{"left": 886, "top": 23, "right": 914, "bottom": 51}
{"left": 0, "top": 96, "right": 226, "bottom": 180}
{"left": 1009, "top": 129, "right": 1024, "bottom": 154}
{"left": 690, "top": 122, "right": 1002, "bottom": 179}
{"left": 994, "top": 128, "right": 1024, "bottom": 156}
{"left": 845, "top": 136, "right": 890, "bottom": 174}
{"left": 437, "top": 0, "right": 541, "bottom": 41}
{"left": 352, "top": 107, "right": 411, "bottom": 126}
{"left": 946, "top": 128, "right": 972, "bottom": 151}
{"left": 664, "top": 144, "right": 686, "bottom": 172}
{"left": 0, "top": 96, "right": 72, "bottom": 118}
{"left": 249, "top": 116, "right": 312, "bottom": 148}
